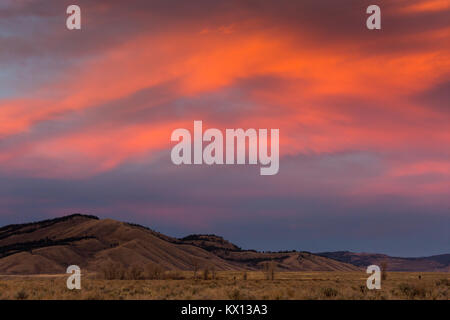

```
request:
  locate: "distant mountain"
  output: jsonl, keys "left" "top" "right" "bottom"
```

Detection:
{"left": 0, "top": 214, "right": 359, "bottom": 274}
{"left": 317, "top": 251, "right": 450, "bottom": 272}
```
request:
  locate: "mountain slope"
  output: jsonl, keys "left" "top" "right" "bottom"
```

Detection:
{"left": 317, "top": 251, "right": 450, "bottom": 272}
{"left": 0, "top": 215, "right": 242, "bottom": 274}
{"left": 0, "top": 214, "right": 359, "bottom": 274}
{"left": 177, "top": 234, "right": 359, "bottom": 271}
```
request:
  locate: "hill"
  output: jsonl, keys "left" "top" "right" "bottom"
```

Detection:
{"left": 317, "top": 251, "right": 450, "bottom": 272}
{"left": 0, "top": 214, "right": 359, "bottom": 274}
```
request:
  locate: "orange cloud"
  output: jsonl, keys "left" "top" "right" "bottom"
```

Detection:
{"left": 0, "top": 8, "right": 448, "bottom": 202}
{"left": 400, "top": 0, "right": 450, "bottom": 13}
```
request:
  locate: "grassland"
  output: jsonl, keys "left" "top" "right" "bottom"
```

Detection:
{"left": 0, "top": 271, "right": 448, "bottom": 300}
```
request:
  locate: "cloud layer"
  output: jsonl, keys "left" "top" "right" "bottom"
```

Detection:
{"left": 0, "top": 0, "right": 448, "bottom": 256}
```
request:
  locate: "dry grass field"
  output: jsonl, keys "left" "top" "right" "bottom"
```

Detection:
{"left": 0, "top": 271, "right": 448, "bottom": 300}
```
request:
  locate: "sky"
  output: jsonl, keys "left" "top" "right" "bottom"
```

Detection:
{"left": 0, "top": 0, "right": 449, "bottom": 257}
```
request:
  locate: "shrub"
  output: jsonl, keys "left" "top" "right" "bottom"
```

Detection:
{"left": 359, "top": 285, "right": 367, "bottom": 294}
{"left": 145, "top": 262, "right": 164, "bottom": 280}
{"left": 228, "top": 288, "right": 242, "bottom": 300}
{"left": 163, "top": 270, "right": 185, "bottom": 280}
{"left": 381, "top": 261, "right": 388, "bottom": 281}
{"left": 202, "top": 268, "right": 210, "bottom": 280}
{"left": 102, "top": 262, "right": 145, "bottom": 280}
{"left": 190, "top": 258, "right": 200, "bottom": 279}
{"left": 322, "top": 287, "right": 338, "bottom": 298}
{"left": 102, "top": 262, "right": 120, "bottom": 280}
{"left": 15, "top": 289, "right": 28, "bottom": 300}
{"left": 127, "top": 264, "right": 144, "bottom": 280}
{"left": 435, "top": 278, "right": 450, "bottom": 287}
{"left": 262, "top": 261, "right": 276, "bottom": 280}
{"left": 398, "top": 283, "right": 427, "bottom": 299}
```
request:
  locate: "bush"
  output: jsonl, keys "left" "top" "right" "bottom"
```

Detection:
{"left": 202, "top": 268, "right": 210, "bottom": 280}
{"left": 127, "top": 264, "right": 144, "bottom": 280}
{"left": 228, "top": 288, "right": 242, "bottom": 300}
{"left": 102, "top": 262, "right": 164, "bottom": 280}
{"left": 262, "top": 261, "right": 276, "bottom": 280}
{"left": 435, "top": 279, "right": 450, "bottom": 287}
{"left": 398, "top": 283, "right": 428, "bottom": 299}
{"left": 145, "top": 262, "right": 164, "bottom": 280}
{"left": 102, "top": 262, "right": 122, "bottom": 280}
{"left": 15, "top": 289, "right": 28, "bottom": 300}
{"left": 163, "top": 270, "right": 185, "bottom": 280}
{"left": 381, "top": 261, "right": 388, "bottom": 281}
{"left": 322, "top": 287, "right": 338, "bottom": 298}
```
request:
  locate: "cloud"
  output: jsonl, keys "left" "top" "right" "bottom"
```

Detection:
{"left": 0, "top": 0, "right": 448, "bottom": 255}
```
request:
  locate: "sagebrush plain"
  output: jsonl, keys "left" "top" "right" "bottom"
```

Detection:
{"left": 0, "top": 271, "right": 448, "bottom": 300}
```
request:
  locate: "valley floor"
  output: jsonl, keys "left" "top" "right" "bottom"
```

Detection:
{"left": 0, "top": 271, "right": 448, "bottom": 300}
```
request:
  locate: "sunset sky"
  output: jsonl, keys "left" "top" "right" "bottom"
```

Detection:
{"left": 0, "top": 0, "right": 449, "bottom": 256}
